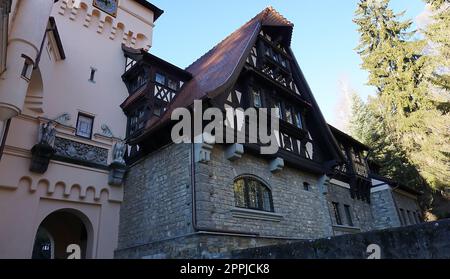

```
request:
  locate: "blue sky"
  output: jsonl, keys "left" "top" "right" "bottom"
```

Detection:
{"left": 148, "top": 0, "right": 426, "bottom": 127}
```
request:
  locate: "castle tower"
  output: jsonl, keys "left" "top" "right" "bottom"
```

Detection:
{"left": 0, "top": 0, "right": 162, "bottom": 258}
{"left": 0, "top": 0, "right": 54, "bottom": 120}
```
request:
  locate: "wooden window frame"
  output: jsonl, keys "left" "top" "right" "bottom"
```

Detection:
{"left": 233, "top": 176, "right": 274, "bottom": 212}
{"left": 75, "top": 113, "right": 94, "bottom": 139}
{"left": 344, "top": 204, "right": 354, "bottom": 227}
{"left": 127, "top": 106, "right": 147, "bottom": 136}
{"left": 332, "top": 202, "right": 343, "bottom": 225}
{"left": 251, "top": 87, "right": 263, "bottom": 108}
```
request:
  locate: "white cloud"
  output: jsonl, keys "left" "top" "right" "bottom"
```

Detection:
{"left": 415, "top": 4, "right": 433, "bottom": 31}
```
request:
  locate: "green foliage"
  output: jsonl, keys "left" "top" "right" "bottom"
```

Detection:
{"left": 423, "top": 0, "right": 450, "bottom": 93}
{"left": 352, "top": 0, "right": 450, "bottom": 192}
{"left": 349, "top": 94, "right": 424, "bottom": 188}
{"left": 355, "top": 0, "right": 430, "bottom": 116}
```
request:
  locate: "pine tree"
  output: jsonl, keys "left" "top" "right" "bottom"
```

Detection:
{"left": 349, "top": 92, "right": 373, "bottom": 145}
{"left": 349, "top": 93, "right": 424, "bottom": 188}
{"left": 353, "top": 0, "right": 450, "bottom": 218}
{"left": 422, "top": 0, "right": 450, "bottom": 110}
{"left": 353, "top": 0, "right": 428, "bottom": 187}
{"left": 355, "top": 0, "right": 430, "bottom": 116}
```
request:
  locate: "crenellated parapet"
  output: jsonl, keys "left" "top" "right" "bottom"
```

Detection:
{"left": 57, "top": 0, "right": 153, "bottom": 50}
{"left": 10, "top": 174, "right": 123, "bottom": 203}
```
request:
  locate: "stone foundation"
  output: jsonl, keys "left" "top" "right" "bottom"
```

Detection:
{"left": 115, "top": 232, "right": 297, "bottom": 259}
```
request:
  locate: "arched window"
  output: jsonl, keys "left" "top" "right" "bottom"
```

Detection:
{"left": 233, "top": 176, "right": 274, "bottom": 212}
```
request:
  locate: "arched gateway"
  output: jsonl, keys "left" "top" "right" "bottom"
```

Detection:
{"left": 32, "top": 209, "right": 93, "bottom": 259}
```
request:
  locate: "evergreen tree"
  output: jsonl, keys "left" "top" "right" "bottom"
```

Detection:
{"left": 355, "top": 0, "right": 431, "bottom": 116}
{"left": 353, "top": 0, "right": 450, "bottom": 218}
{"left": 353, "top": 0, "right": 427, "bottom": 187}
{"left": 422, "top": 0, "right": 450, "bottom": 111}
{"left": 349, "top": 93, "right": 424, "bottom": 188}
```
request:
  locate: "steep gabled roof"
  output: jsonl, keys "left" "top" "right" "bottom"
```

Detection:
{"left": 141, "top": 7, "right": 293, "bottom": 134}
{"left": 132, "top": 6, "right": 345, "bottom": 163}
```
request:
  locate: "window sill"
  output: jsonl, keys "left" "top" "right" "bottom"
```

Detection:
{"left": 332, "top": 224, "right": 361, "bottom": 233}
{"left": 231, "top": 208, "right": 283, "bottom": 222}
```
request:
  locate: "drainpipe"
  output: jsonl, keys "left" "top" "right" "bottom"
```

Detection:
{"left": 189, "top": 142, "right": 258, "bottom": 236}
{"left": 0, "top": 0, "right": 12, "bottom": 75}
{"left": 34, "top": 28, "right": 53, "bottom": 70}
{"left": 318, "top": 174, "right": 335, "bottom": 237}
{"left": 0, "top": 118, "right": 11, "bottom": 160}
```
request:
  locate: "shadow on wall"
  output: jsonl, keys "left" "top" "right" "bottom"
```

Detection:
{"left": 231, "top": 219, "right": 450, "bottom": 259}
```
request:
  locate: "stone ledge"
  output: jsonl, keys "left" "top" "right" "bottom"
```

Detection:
{"left": 332, "top": 224, "right": 361, "bottom": 233}
{"left": 231, "top": 208, "right": 284, "bottom": 222}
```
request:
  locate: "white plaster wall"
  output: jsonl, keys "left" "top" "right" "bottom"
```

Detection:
{"left": 0, "top": 0, "right": 156, "bottom": 258}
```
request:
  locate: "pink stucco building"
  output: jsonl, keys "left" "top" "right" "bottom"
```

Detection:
{"left": 0, "top": 0, "right": 161, "bottom": 258}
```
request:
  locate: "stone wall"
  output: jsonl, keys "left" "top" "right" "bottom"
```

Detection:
{"left": 117, "top": 143, "right": 193, "bottom": 250}
{"left": 231, "top": 219, "right": 450, "bottom": 259}
{"left": 115, "top": 232, "right": 296, "bottom": 259}
{"left": 116, "top": 143, "right": 425, "bottom": 259}
{"left": 195, "top": 145, "right": 332, "bottom": 239}
{"left": 327, "top": 182, "right": 374, "bottom": 235}
{"left": 393, "top": 191, "right": 422, "bottom": 226}
{"left": 116, "top": 143, "right": 336, "bottom": 258}
{"left": 370, "top": 188, "right": 401, "bottom": 229}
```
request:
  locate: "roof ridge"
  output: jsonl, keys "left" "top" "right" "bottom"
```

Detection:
{"left": 262, "top": 6, "right": 294, "bottom": 26}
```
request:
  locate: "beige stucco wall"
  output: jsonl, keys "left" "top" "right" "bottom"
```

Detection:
{"left": 0, "top": 0, "right": 156, "bottom": 258}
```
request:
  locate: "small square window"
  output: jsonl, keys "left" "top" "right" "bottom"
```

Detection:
{"left": 21, "top": 56, "right": 33, "bottom": 80}
{"left": 252, "top": 88, "right": 262, "bottom": 108}
{"left": 168, "top": 79, "right": 178, "bottom": 91}
{"left": 155, "top": 73, "right": 166, "bottom": 85}
{"left": 303, "top": 182, "right": 310, "bottom": 191}
{"left": 89, "top": 67, "right": 97, "bottom": 83}
{"left": 76, "top": 114, "right": 94, "bottom": 139}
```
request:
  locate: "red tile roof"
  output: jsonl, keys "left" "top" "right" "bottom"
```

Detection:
{"left": 135, "top": 7, "right": 294, "bottom": 140}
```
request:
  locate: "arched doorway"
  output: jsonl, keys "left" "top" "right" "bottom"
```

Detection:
{"left": 32, "top": 209, "right": 91, "bottom": 259}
